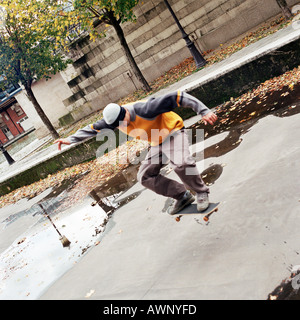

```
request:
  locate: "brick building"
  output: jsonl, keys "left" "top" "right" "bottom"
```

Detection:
{"left": 0, "top": 84, "right": 30, "bottom": 145}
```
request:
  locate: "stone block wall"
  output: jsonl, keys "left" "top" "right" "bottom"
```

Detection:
{"left": 61, "top": 0, "right": 299, "bottom": 123}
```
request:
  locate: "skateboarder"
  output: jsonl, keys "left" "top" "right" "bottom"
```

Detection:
{"left": 55, "top": 91, "right": 218, "bottom": 215}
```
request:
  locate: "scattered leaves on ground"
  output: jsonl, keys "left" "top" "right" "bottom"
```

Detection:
{"left": 118, "top": 15, "right": 294, "bottom": 105}
{"left": 0, "top": 139, "right": 148, "bottom": 209}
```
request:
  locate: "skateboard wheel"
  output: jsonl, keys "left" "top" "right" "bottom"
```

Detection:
{"left": 175, "top": 216, "right": 182, "bottom": 222}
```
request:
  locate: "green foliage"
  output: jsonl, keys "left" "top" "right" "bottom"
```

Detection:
{"left": 71, "top": 0, "right": 140, "bottom": 40}
{"left": 0, "top": 0, "right": 72, "bottom": 90}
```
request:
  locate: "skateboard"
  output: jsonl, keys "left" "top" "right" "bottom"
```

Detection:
{"left": 172, "top": 202, "right": 220, "bottom": 222}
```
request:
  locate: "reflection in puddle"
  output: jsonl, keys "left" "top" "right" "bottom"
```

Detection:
{"left": 193, "top": 85, "right": 300, "bottom": 143}
{"left": 0, "top": 195, "right": 107, "bottom": 300}
{"left": 1, "top": 174, "right": 88, "bottom": 228}
{"left": 268, "top": 268, "right": 300, "bottom": 300}
{"left": 0, "top": 164, "right": 145, "bottom": 300}
{"left": 193, "top": 119, "right": 257, "bottom": 161}
{"left": 191, "top": 86, "right": 300, "bottom": 162}
{"left": 89, "top": 164, "right": 142, "bottom": 215}
{"left": 39, "top": 203, "right": 71, "bottom": 248}
{"left": 201, "top": 164, "right": 224, "bottom": 186}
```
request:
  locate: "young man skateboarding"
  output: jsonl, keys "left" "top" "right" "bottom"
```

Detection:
{"left": 55, "top": 91, "right": 218, "bottom": 215}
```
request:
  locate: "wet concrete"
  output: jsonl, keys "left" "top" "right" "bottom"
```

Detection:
{"left": 39, "top": 89, "right": 300, "bottom": 299}
{"left": 1, "top": 81, "right": 300, "bottom": 299}
{"left": 267, "top": 268, "right": 300, "bottom": 300}
{"left": 0, "top": 163, "right": 148, "bottom": 299}
{"left": 0, "top": 179, "right": 108, "bottom": 299}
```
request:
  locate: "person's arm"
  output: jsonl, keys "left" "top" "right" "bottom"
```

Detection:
{"left": 179, "top": 91, "right": 210, "bottom": 116}
{"left": 179, "top": 92, "right": 218, "bottom": 125}
{"left": 134, "top": 91, "right": 217, "bottom": 124}
{"left": 54, "top": 119, "right": 112, "bottom": 150}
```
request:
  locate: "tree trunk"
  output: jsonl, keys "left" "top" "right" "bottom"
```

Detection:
{"left": 111, "top": 19, "right": 152, "bottom": 92}
{"left": 276, "top": 0, "right": 293, "bottom": 19}
{"left": 25, "top": 86, "right": 60, "bottom": 139}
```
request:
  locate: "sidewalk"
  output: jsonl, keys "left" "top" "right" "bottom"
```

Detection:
{"left": 146, "top": 22, "right": 300, "bottom": 98}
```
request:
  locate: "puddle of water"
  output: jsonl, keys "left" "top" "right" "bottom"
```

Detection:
{"left": 161, "top": 85, "right": 300, "bottom": 219}
{"left": 200, "top": 164, "right": 224, "bottom": 186}
{"left": 89, "top": 164, "right": 144, "bottom": 216}
{"left": 0, "top": 181, "right": 107, "bottom": 300}
{"left": 194, "top": 84, "right": 300, "bottom": 139}
{"left": 190, "top": 84, "right": 300, "bottom": 162}
{"left": 268, "top": 269, "right": 300, "bottom": 300}
{"left": 0, "top": 163, "right": 147, "bottom": 300}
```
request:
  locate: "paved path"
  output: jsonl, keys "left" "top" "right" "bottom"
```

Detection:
{"left": 148, "top": 23, "right": 300, "bottom": 97}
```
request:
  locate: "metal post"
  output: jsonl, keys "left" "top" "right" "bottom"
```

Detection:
{"left": 0, "top": 143, "right": 15, "bottom": 165}
{"left": 163, "top": 0, "right": 207, "bottom": 68}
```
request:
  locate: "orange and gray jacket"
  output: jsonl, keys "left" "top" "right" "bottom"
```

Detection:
{"left": 68, "top": 91, "right": 211, "bottom": 146}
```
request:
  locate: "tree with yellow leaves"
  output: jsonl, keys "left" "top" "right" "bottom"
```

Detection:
{"left": 70, "top": 0, "right": 151, "bottom": 92}
{"left": 0, "top": 0, "right": 72, "bottom": 139}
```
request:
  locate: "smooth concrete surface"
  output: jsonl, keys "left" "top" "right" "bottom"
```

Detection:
{"left": 40, "top": 112, "right": 300, "bottom": 300}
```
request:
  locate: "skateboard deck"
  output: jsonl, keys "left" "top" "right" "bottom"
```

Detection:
{"left": 173, "top": 202, "right": 220, "bottom": 222}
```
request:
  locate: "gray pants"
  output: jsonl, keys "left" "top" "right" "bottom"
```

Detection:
{"left": 137, "top": 130, "right": 209, "bottom": 200}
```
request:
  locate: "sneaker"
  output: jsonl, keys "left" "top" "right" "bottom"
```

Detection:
{"left": 197, "top": 192, "right": 209, "bottom": 212}
{"left": 167, "top": 191, "right": 195, "bottom": 215}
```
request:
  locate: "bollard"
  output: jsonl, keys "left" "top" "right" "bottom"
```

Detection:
{"left": 0, "top": 143, "right": 15, "bottom": 165}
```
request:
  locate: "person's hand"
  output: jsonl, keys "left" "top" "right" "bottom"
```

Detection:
{"left": 202, "top": 112, "right": 218, "bottom": 126}
{"left": 54, "top": 138, "right": 71, "bottom": 151}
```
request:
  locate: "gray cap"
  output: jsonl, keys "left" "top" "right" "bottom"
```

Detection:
{"left": 103, "top": 103, "right": 121, "bottom": 125}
